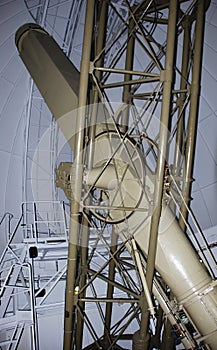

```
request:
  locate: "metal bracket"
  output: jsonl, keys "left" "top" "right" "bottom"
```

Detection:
{"left": 55, "top": 162, "right": 74, "bottom": 200}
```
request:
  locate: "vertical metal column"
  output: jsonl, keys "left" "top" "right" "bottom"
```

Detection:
{"left": 29, "top": 262, "right": 40, "bottom": 350}
{"left": 63, "top": 1, "right": 95, "bottom": 349}
{"left": 76, "top": 3, "right": 108, "bottom": 348}
{"left": 89, "top": 0, "right": 108, "bottom": 162}
{"left": 133, "top": 2, "right": 178, "bottom": 349}
{"left": 179, "top": 0, "right": 206, "bottom": 231}
{"left": 75, "top": 218, "right": 88, "bottom": 350}
{"left": 103, "top": 230, "right": 118, "bottom": 345}
{"left": 173, "top": 17, "right": 191, "bottom": 186}
{"left": 122, "top": 17, "right": 135, "bottom": 128}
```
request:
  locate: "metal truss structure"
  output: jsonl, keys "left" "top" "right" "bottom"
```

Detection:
{"left": 1, "top": 1, "right": 217, "bottom": 350}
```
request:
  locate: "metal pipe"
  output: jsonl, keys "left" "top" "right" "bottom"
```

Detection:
{"left": 133, "top": 88, "right": 188, "bottom": 99}
{"left": 103, "top": 230, "right": 118, "bottom": 344}
{"left": 88, "top": 0, "right": 108, "bottom": 167}
{"left": 27, "top": 262, "right": 39, "bottom": 350}
{"left": 79, "top": 298, "right": 138, "bottom": 303}
{"left": 77, "top": 4, "right": 108, "bottom": 347}
{"left": 63, "top": 1, "right": 95, "bottom": 349}
{"left": 121, "top": 17, "right": 135, "bottom": 129}
{"left": 75, "top": 220, "right": 88, "bottom": 350}
{"left": 179, "top": 0, "right": 206, "bottom": 231}
{"left": 173, "top": 18, "right": 191, "bottom": 186}
{"left": 160, "top": 320, "right": 175, "bottom": 350}
{"left": 152, "top": 304, "right": 164, "bottom": 348}
{"left": 101, "top": 76, "right": 160, "bottom": 89}
{"left": 134, "top": 2, "right": 178, "bottom": 348}
{"left": 95, "top": 66, "right": 159, "bottom": 77}
{"left": 131, "top": 238, "right": 155, "bottom": 317}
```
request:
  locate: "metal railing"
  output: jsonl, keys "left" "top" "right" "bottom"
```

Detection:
{"left": 0, "top": 212, "right": 14, "bottom": 242}
{"left": 21, "top": 201, "right": 69, "bottom": 243}
{"left": 0, "top": 201, "right": 69, "bottom": 350}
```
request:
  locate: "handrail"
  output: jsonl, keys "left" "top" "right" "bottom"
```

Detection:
{"left": 21, "top": 200, "right": 69, "bottom": 241}
{"left": 1, "top": 201, "right": 69, "bottom": 267}
{"left": 0, "top": 322, "right": 25, "bottom": 348}
{"left": 0, "top": 212, "right": 13, "bottom": 241}
{"left": 0, "top": 215, "right": 23, "bottom": 266}
{"left": 0, "top": 212, "right": 13, "bottom": 226}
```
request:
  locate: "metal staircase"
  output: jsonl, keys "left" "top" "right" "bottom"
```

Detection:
{"left": 0, "top": 201, "right": 69, "bottom": 350}
{"left": 0, "top": 321, "right": 25, "bottom": 350}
